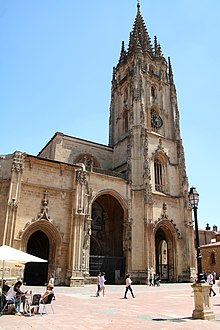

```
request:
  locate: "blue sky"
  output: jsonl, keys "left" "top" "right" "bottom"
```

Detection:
{"left": 0, "top": 0, "right": 219, "bottom": 229}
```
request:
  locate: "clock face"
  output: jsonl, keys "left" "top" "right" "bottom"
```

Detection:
{"left": 151, "top": 110, "right": 163, "bottom": 129}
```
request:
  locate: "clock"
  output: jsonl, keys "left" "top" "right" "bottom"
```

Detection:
{"left": 151, "top": 110, "right": 163, "bottom": 129}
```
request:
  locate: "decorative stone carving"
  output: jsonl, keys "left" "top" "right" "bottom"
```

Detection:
{"left": 8, "top": 197, "right": 18, "bottom": 208}
{"left": 151, "top": 138, "right": 170, "bottom": 163}
{"left": 127, "top": 136, "right": 132, "bottom": 183}
{"left": 123, "top": 220, "right": 132, "bottom": 252}
{"left": 75, "top": 167, "right": 91, "bottom": 215}
{"left": 36, "top": 191, "right": 51, "bottom": 221}
{"left": 75, "top": 154, "right": 99, "bottom": 171}
{"left": 154, "top": 205, "right": 181, "bottom": 239}
{"left": 60, "top": 192, "right": 66, "bottom": 200}
{"left": 177, "top": 140, "right": 188, "bottom": 188}
{"left": 144, "top": 183, "right": 153, "bottom": 204}
{"left": 76, "top": 170, "right": 87, "bottom": 185}
{"left": 11, "top": 152, "right": 25, "bottom": 173}
{"left": 162, "top": 202, "right": 167, "bottom": 216}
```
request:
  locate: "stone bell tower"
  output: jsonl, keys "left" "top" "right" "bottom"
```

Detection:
{"left": 109, "top": 3, "right": 195, "bottom": 282}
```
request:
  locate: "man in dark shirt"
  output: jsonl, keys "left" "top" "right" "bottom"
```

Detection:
{"left": 2, "top": 280, "right": 10, "bottom": 294}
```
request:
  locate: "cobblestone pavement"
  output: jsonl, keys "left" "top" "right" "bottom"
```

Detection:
{"left": 1, "top": 283, "right": 220, "bottom": 329}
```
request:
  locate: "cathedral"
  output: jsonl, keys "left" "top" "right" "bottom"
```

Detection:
{"left": 0, "top": 3, "right": 195, "bottom": 286}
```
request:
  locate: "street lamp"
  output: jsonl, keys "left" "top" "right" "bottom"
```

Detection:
{"left": 188, "top": 186, "right": 205, "bottom": 283}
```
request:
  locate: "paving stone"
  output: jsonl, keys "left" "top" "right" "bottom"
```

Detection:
{"left": 0, "top": 283, "right": 220, "bottom": 329}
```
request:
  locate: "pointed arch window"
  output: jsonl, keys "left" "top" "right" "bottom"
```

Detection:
{"left": 151, "top": 86, "right": 156, "bottom": 98}
{"left": 154, "top": 155, "right": 166, "bottom": 193}
{"left": 75, "top": 154, "right": 100, "bottom": 171}
{"left": 149, "top": 65, "right": 155, "bottom": 75}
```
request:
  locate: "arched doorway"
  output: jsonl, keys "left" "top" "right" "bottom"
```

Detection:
{"left": 24, "top": 230, "right": 49, "bottom": 285}
{"left": 155, "top": 226, "right": 176, "bottom": 282}
{"left": 89, "top": 194, "right": 125, "bottom": 284}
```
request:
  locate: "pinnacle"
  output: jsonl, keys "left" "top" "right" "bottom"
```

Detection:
{"left": 118, "top": 41, "right": 127, "bottom": 65}
{"left": 128, "top": 3, "right": 153, "bottom": 55}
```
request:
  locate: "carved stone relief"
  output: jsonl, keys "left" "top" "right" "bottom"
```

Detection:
{"left": 153, "top": 203, "right": 181, "bottom": 239}
{"left": 11, "top": 152, "right": 25, "bottom": 173}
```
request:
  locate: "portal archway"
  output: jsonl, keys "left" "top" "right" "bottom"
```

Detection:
{"left": 155, "top": 223, "right": 177, "bottom": 282}
{"left": 89, "top": 193, "right": 125, "bottom": 283}
{"left": 22, "top": 219, "right": 62, "bottom": 285}
{"left": 24, "top": 230, "right": 49, "bottom": 285}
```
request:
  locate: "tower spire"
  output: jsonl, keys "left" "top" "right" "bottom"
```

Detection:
{"left": 128, "top": 2, "right": 152, "bottom": 55}
{"left": 154, "top": 36, "right": 162, "bottom": 57}
{"left": 118, "top": 41, "right": 127, "bottom": 65}
{"left": 168, "top": 56, "right": 174, "bottom": 84}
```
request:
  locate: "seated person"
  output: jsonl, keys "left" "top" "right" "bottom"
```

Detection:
{"left": 5, "top": 280, "right": 27, "bottom": 316}
{"left": 31, "top": 284, "right": 54, "bottom": 314}
{"left": 41, "top": 284, "right": 54, "bottom": 303}
{"left": 2, "top": 280, "right": 10, "bottom": 294}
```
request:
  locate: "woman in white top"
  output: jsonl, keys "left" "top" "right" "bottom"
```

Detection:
{"left": 48, "top": 272, "right": 55, "bottom": 300}
{"left": 98, "top": 272, "right": 106, "bottom": 297}
{"left": 124, "top": 274, "right": 135, "bottom": 299}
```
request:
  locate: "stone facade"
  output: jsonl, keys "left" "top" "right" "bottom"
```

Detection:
{"left": 0, "top": 4, "right": 195, "bottom": 286}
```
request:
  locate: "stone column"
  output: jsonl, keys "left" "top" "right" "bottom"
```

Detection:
{"left": 3, "top": 152, "right": 24, "bottom": 245}
{"left": 191, "top": 283, "right": 215, "bottom": 320}
{"left": 70, "top": 213, "right": 85, "bottom": 286}
{"left": 69, "top": 166, "right": 91, "bottom": 286}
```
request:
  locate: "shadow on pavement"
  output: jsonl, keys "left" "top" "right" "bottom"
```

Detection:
{"left": 152, "top": 316, "right": 193, "bottom": 323}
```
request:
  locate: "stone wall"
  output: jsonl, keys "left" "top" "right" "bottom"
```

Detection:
{"left": 201, "top": 242, "right": 220, "bottom": 277}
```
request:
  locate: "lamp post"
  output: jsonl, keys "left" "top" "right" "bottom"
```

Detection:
{"left": 189, "top": 187, "right": 215, "bottom": 320}
{"left": 188, "top": 186, "right": 205, "bottom": 283}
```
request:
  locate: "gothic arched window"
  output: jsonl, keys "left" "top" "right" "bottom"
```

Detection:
{"left": 75, "top": 154, "right": 100, "bottom": 171}
{"left": 151, "top": 86, "right": 156, "bottom": 98}
{"left": 154, "top": 155, "right": 166, "bottom": 193}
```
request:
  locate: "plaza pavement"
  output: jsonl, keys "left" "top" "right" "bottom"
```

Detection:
{"left": 1, "top": 283, "right": 220, "bottom": 329}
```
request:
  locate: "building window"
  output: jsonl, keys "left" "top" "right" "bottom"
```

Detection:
{"left": 151, "top": 86, "right": 155, "bottom": 98}
{"left": 124, "top": 111, "right": 128, "bottom": 133}
{"left": 210, "top": 252, "right": 216, "bottom": 265}
{"left": 75, "top": 154, "right": 100, "bottom": 170}
{"left": 154, "top": 158, "right": 164, "bottom": 192}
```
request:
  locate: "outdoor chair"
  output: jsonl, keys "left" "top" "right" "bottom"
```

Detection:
{"left": 40, "top": 293, "right": 55, "bottom": 315}
{"left": 26, "top": 294, "right": 42, "bottom": 316}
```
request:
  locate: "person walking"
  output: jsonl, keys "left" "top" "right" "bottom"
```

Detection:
{"left": 212, "top": 271, "right": 216, "bottom": 284}
{"left": 124, "top": 274, "right": 135, "bottom": 299}
{"left": 99, "top": 272, "right": 106, "bottom": 297}
{"left": 207, "top": 271, "right": 216, "bottom": 296}
{"left": 149, "top": 273, "right": 153, "bottom": 286}
{"left": 96, "top": 271, "right": 101, "bottom": 297}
